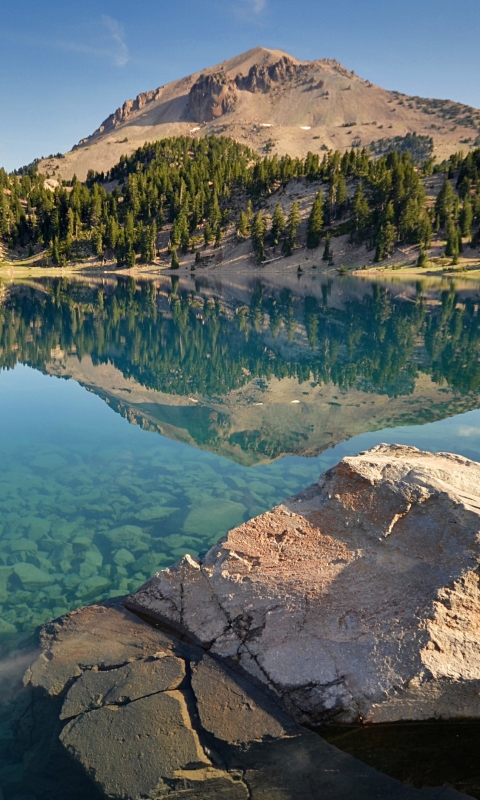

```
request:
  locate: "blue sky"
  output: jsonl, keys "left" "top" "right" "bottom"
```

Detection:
{"left": 1, "top": 0, "right": 479, "bottom": 172}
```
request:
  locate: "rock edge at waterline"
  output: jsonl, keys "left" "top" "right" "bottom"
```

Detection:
{"left": 16, "top": 602, "right": 469, "bottom": 799}
{"left": 126, "top": 444, "right": 480, "bottom": 726}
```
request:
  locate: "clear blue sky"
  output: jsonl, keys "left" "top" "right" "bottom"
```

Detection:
{"left": 1, "top": 0, "right": 479, "bottom": 172}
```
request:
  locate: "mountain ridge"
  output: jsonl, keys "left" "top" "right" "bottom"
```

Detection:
{"left": 39, "top": 47, "right": 480, "bottom": 181}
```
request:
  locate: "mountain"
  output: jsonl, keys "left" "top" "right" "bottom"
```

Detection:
{"left": 40, "top": 46, "right": 480, "bottom": 181}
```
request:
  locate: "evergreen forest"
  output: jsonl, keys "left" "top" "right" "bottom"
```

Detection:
{"left": 1, "top": 136, "right": 480, "bottom": 268}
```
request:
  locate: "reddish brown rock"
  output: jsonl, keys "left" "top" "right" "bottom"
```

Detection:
{"left": 126, "top": 444, "right": 480, "bottom": 726}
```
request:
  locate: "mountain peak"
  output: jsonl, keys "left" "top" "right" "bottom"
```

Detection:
{"left": 217, "top": 46, "right": 300, "bottom": 76}
{"left": 39, "top": 47, "right": 480, "bottom": 181}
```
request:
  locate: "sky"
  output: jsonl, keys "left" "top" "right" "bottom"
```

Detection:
{"left": 1, "top": 0, "right": 479, "bottom": 172}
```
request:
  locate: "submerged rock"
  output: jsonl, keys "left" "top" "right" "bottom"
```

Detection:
{"left": 126, "top": 444, "right": 480, "bottom": 727}
{"left": 15, "top": 603, "right": 467, "bottom": 799}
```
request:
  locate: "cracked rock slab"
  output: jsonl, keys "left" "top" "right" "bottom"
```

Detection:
{"left": 126, "top": 444, "right": 480, "bottom": 725}
{"left": 60, "top": 654, "right": 185, "bottom": 719}
{"left": 17, "top": 601, "right": 471, "bottom": 800}
{"left": 191, "top": 654, "right": 295, "bottom": 744}
{"left": 60, "top": 690, "right": 210, "bottom": 799}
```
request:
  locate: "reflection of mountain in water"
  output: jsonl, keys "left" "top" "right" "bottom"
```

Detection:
{"left": 1, "top": 275, "right": 480, "bottom": 464}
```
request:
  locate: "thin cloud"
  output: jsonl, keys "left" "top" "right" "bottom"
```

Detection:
{"left": 56, "top": 15, "right": 129, "bottom": 68}
{"left": 233, "top": 0, "right": 268, "bottom": 22}
{"left": 101, "top": 15, "right": 129, "bottom": 67}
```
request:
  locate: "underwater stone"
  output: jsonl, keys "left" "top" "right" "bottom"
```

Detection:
{"left": 30, "top": 453, "right": 68, "bottom": 471}
{"left": 82, "top": 546, "right": 103, "bottom": 565}
{"left": 76, "top": 576, "right": 110, "bottom": 600}
{"left": 247, "top": 480, "right": 277, "bottom": 496}
{"left": 71, "top": 536, "right": 93, "bottom": 550}
{"left": 13, "top": 563, "right": 52, "bottom": 590}
{"left": 103, "top": 525, "right": 148, "bottom": 548}
{"left": 113, "top": 548, "right": 136, "bottom": 567}
{"left": 183, "top": 499, "right": 246, "bottom": 538}
{"left": 134, "top": 506, "right": 179, "bottom": 522}
{"left": 0, "top": 617, "right": 16, "bottom": 635}
{"left": 9, "top": 538, "right": 38, "bottom": 554}
{"left": 78, "top": 562, "right": 98, "bottom": 580}
{"left": 135, "top": 553, "right": 169, "bottom": 574}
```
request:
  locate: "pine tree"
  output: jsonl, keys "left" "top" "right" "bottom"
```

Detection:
{"left": 435, "top": 179, "right": 456, "bottom": 227}
{"left": 417, "top": 248, "right": 428, "bottom": 268}
{"left": 271, "top": 203, "right": 285, "bottom": 245}
{"left": 238, "top": 211, "right": 250, "bottom": 237}
{"left": 283, "top": 201, "right": 301, "bottom": 256}
{"left": 171, "top": 249, "right": 180, "bottom": 269}
{"left": 459, "top": 197, "right": 473, "bottom": 238}
{"left": 204, "top": 223, "right": 212, "bottom": 247}
{"left": 445, "top": 218, "right": 459, "bottom": 259}
{"left": 375, "top": 203, "right": 396, "bottom": 262}
{"left": 93, "top": 228, "right": 103, "bottom": 257}
{"left": 51, "top": 237, "right": 60, "bottom": 265}
{"left": 126, "top": 247, "right": 136, "bottom": 269}
{"left": 351, "top": 182, "right": 370, "bottom": 241}
{"left": 251, "top": 211, "right": 267, "bottom": 263}
{"left": 306, "top": 192, "right": 323, "bottom": 249}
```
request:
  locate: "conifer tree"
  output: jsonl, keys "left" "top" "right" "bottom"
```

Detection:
{"left": 417, "top": 247, "right": 428, "bottom": 268}
{"left": 251, "top": 211, "right": 267, "bottom": 263}
{"left": 306, "top": 192, "right": 323, "bottom": 249}
{"left": 238, "top": 211, "right": 250, "bottom": 237}
{"left": 435, "top": 179, "right": 456, "bottom": 227}
{"left": 445, "top": 218, "right": 459, "bottom": 260}
{"left": 375, "top": 203, "right": 396, "bottom": 262}
{"left": 283, "top": 201, "right": 301, "bottom": 256}
{"left": 271, "top": 203, "right": 285, "bottom": 245}
{"left": 171, "top": 249, "right": 180, "bottom": 269}
{"left": 351, "top": 182, "right": 370, "bottom": 240}
{"left": 126, "top": 247, "right": 136, "bottom": 269}
{"left": 459, "top": 197, "right": 473, "bottom": 238}
{"left": 204, "top": 223, "right": 212, "bottom": 247}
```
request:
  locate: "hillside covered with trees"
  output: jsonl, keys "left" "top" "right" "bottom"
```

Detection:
{"left": 1, "top": 135, "right": 480, "bottom": 271}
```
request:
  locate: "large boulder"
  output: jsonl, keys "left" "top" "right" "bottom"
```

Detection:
{"left": 126, "top": 444, "right": 480, "bottom": 727}
{"left": 11, "top": 602, "right": 468, "bottom": 799}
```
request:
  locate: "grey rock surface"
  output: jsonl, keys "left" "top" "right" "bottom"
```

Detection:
{"left": 126, "top": 444, "right": 480, "bottom": 726}
{"left": 15, "top": 601, "right": 469, "bottom": 799}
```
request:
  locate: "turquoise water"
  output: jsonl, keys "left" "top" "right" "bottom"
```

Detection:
{"left": 0, "top": 271, "right": 479, "bottom": 634}
{"left": 0, "top": 274, "right": 480, "bottom": 798}
{"left": 1, "top": 364, "right": 480, "bottom": 637}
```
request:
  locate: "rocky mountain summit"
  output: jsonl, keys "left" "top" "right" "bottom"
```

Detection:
{"left": 40, "top": 46, "right": 480, "bottom": 180}
{"left": 126, "top": 444, "right": 480, "bottom": 727}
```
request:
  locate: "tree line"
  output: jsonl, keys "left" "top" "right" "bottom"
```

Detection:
{"left": 1, "top": 136, "right": 480, "bottom": 267}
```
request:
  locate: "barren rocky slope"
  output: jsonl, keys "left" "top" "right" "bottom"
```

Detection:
{"left": 40, "top": 46, "right": 480, "bottom": 181}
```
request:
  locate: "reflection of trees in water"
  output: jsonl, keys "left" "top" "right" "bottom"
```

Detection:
{"left": 1, "top": 278, "right": 480, "bottom": 397}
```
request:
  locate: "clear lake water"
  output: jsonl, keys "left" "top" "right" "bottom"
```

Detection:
{"left": 0, "top": 270, "right": 480, "bottom": 797}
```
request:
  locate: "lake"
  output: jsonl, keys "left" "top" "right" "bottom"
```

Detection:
{"left": 1, "top": 270, "right": 480, "bottom": 796}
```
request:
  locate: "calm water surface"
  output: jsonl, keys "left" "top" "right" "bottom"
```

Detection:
{"left": 1, "top": 272, "right": 480, "bottom": 797}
